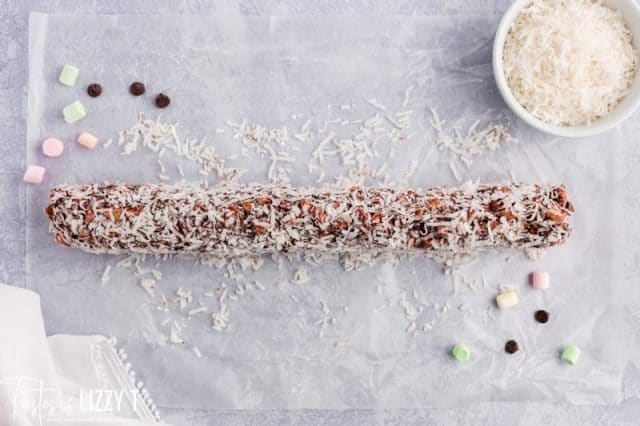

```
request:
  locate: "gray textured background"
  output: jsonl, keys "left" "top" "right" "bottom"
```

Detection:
{"left": 3, "top": 1, "right": 640, "bottom": 424}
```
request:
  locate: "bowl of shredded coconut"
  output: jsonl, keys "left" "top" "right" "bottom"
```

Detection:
{"left": 493, "top": 0, "right": 640, "bottom": 137}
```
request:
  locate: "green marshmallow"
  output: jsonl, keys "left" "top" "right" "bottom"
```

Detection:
{"left": 561, "top": 344, "right": 581, "bottom": 365}
{"left": 63, "top": 101, "right": 86, "bottom": 123}
{"left": 452, "top": 343, "right": 470, "bottom": 362}
{"left": 58, "top": 64, "right": 79, "bottom": 86}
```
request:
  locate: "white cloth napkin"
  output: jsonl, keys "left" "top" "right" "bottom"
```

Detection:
{"left": 0, "top": 284, "right": 168, "bottom": 425}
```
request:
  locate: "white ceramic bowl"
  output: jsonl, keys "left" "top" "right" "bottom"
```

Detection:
{"left": 493, "top": 0, "right": 640, "bottom": 138}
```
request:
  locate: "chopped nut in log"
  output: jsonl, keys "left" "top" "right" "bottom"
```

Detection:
{"left": 545, "top": 209, "right": 567, "bottom": 222}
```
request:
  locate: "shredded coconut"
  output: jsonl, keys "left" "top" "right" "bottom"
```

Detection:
{"left": 211, "top": 304, "right": 230, "bottom": 332}
{"left": 192, "top": 346, "right": 202, "bottom": 357}
{"left": 503, "top": 0, "right": 638, "bottom": 126}
{"left": 169, "top": 326, "right": 184, "bottom": 344}
{"left": 175, "top": 288, "right": 192, "bottom": 310}
{"left": 140, "top": 278, "right": 156, "bottom": 297}
{"left": 101, "top": 264, "right": 111, "bottom": 285}
{"left": 92, "top": 88, "right": 542, "bottom": 340}
{"left": 430, "top": 108, "right": 515, "bottom": 167}
{"left": 115, "top": 113, "right": 242, "bottom": 182}
{"left": 187, "top": 306, "right": 208, "bottom": 316}
{"left": 292, "top": 268, "right": 311, "bottom": 284}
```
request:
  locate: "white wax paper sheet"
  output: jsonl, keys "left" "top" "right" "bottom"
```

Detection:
{"left": 26, "top": 13, "right": 623, "bottom": 408}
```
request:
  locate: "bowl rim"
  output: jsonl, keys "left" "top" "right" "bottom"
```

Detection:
{"left": 492, "top": 0, "right": 640, "bottom": 138}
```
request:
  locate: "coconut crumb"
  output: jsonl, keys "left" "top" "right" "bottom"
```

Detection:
{"left": 292, "top": 268, "right": 311, "bottom": 284}
{"left": 175, "top": 288, "right": 193, "bottom": 310}
{"left": 169, "top": 326, "right": 184, "bottom": 344}
{"left": 211, "top": 304, "right": 229, "bottom": 332}
{"left": 430, "top": 107, "right": 515, "bottom": 167}
{"left": 101, "top": 264, "right": 112, "bottom": 285}
{"left": 140, "top": 278, "right": 156, "bottom": 297}
{"left": 187, "top": 306, "right": 208, "bottom": 316}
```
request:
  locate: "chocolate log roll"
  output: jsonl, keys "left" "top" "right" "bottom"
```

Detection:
{"left": 45, "top": 182, "right": 574, "bottom": 256}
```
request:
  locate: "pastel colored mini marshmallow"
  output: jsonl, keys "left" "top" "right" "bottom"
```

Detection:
{"left": 63, "top": 101, "right": 86, "bottom": 123}
{"left": 531, "top": 271, "right": 550, "bottom": 289}
{"left": 42, "top": 138, "right": 64, "bottom": 157}
{"left": 561, "top": 344, "right": 581, "bottom": 365}
{"left": 77, "top": 132, "right": 99, "bottom": 149}
{"left": 58, "top": 64, "right": 79, "bottom": 86}
{"left": 496, "top": 289, "right": 519, "bottom": 310}
{"left": 23, "top": 165, "right": 46, "bottom": 184}
{"left": 452, "top": 343, "right": 470, "bottom": 362}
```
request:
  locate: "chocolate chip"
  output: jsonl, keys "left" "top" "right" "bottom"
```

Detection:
{"left": 535, "top": 310, "right": 549, "bottom": 323}
{"left": 129, "top": 82, "right": 146, "bottom": 96}
{"left": 155, "top": 93, "right": 170, "bottom": 108}
{"left": 505, "top": 340, "right": 519, "bottom": 354}
{"left": 87, "top": 83, "right": 102, "bottom": 97}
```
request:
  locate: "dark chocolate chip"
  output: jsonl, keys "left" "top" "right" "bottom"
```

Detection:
{"left": 534, "top": 310, "right": 549, "bottom": 324}
{"left": 505, "top": 340, "right": 519, "bottom": 354}
{"left": 155, "top": 93, "right": 171, "bottom": 108}
{"left": 129, "top": 82, "right": 146, "bottom": 96}
{"left": 87, "top": 83, "right": 102, "bottom": 97}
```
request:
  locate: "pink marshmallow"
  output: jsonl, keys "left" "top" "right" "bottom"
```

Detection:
{"left": 531, "top": 271, "right": 550, "bottom": 289}
{"left": 77, "top": 132, "right": 99, "bottom": 149}
{"left": 23, "top": 165, "right": 46, "bottom": 184}
{"left": 42, "top": 138, "right": 64, "bottom": 157}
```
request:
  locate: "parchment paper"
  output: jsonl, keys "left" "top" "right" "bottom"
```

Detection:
{"left": 26, "top": 13, "right": 623, "bottom": 408}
